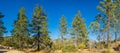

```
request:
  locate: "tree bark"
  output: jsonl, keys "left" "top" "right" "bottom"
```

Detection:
{"left": 106, "top": 6, "right": 111, "bottom": 48}
{"left": 37, "top": 27, "right": 40, "bottom": 51}
{"left": 114, "top": 25, "right": 117, "bottom": 43}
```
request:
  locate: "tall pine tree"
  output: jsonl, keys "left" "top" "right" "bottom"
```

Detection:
{"left": 59, "top": 15, "right": 67, "bottom": 43}
{"left": 113, "top": 0, "right": 120, "bottom": 42}
{"left": 12, "top": 7, "right": 29, "bottom": 49}
{"left": 31, "top": 5, "right": 51, "bottom": 51}
{"left": 72, "top": 11, "right": 88, "bottom": 47}
{"left": 97, "top": 0, "right": 116, "bottom": 48}
{"left": 89, "top": 14, "right": 105, "bottom": 48}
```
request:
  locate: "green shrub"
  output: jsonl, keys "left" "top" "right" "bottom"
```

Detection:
{"left": 62, "top": 44, "right": 77, "bottom": 52}
{"left": 51, "top": 43, "right": 63, "bottom": 50}
{"left": 51, "top": 44, "right": 58, "bottom": 51}
{"left": 78, "top": 43, "right": 86, "bottom": 50}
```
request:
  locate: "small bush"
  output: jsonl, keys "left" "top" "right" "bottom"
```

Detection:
{"left": 78, "top": 43, "right": 86, "bottom": 50}
{"left": 51, "top": 43, "right": 63, "bottom": 50}
{"left": 51, "top": 44, "right": 57, "bottom": 51}
{"left": 62, "top": 44, "right": 77, "bottom": 52}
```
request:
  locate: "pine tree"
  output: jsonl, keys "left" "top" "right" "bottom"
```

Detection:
{"left": 89, "top": 14, "right": 105, "bottom": 48}
{"left": 113, "top": 0, "right": 120, "bottom": 42}
{"left": 89, "top": 20, "right": 100, "bottom": 48}
{"left": 59, "top": 15, "right": 67, "bottom": 43}
{"left": 12, "top": 7, "right": 29, "bottom": 49}
{"left": 2, "top": 36, "right": 13, "bottom": 47}
{"left": 31, "top": 5, "right": 51, "bottom": 51}
{"left": 72, "top": 11, "right": 88, "bottom": 47}
{"left": 97, "top": 0, "right": 116, "bottom": 48}
{"left": 89, "top": 14, "right": 104, "bottom": 42}
{"left": 89, "top": 21, "right": 100, "bottom": 40}
{"left": 0, "top": 12, "right": 6, "bottom": 44}
{"left": 70, "top": 28, "right": 75, "bottom": 43}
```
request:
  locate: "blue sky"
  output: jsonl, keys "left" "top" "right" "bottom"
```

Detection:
{"left": 0, "top": 0, "right": 103, "bottom": 40}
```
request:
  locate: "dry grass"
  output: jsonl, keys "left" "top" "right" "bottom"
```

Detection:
{"left": 3, "top": 41, "right": 120, "bottom": 53}
{"left": 2, "top": 49, "right": 120, "bottom": 53}
{"left": 4, "top": 49, "right": 46, "bottom": 53}
{"left": 35, "top": 50, "right": 46, "bottom": 53}
{"left": 53, "top": 50, "right": 62, "bottom": 53}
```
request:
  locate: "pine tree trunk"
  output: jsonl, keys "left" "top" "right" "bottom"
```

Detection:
{"left": 106, "top": 6, "right": 111, "bottom": 48}
{"left": 76, "top": 31, "right": 79, "bottom": 47}
{"left": 107, "top": 13, "right": 110, "bottom": 49}
{"left": 114, "top": 25, "right": 117, "bottom": 43}
{"left": 37, "top": 27, "right": 40, "bottom": 51}
{"left": 19, "top": 38, "right": 22, "bottom": 49}
{"left": 98, "top": 29, "right": 100, "bottom": 49}
{"left": 37, "top": 34, "right": 40, "bottom": 51}
{"left": 61, "top": 35, "right": 64, "bottom": 49}
{"left": 19, "top": 38, "right": 21, "bottom": 49}
{"left": 61, "top": 35, "right": 64, "bottom": 44}
{"left": 115, "top": 32, "right": 117, "bottom": 41}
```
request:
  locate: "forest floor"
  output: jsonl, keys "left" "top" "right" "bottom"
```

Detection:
{"left": 52, "top": 49, "right": 120, "bottom": 53}
{"left": 0, "top": 41, "right": 120, "bottom": 53}
{"left": 0, "top": 48, "right": 119, "bottom": 53}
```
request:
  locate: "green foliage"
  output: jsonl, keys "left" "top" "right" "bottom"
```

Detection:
{"left": 59, "top": 15, "right": 67, "bottom": 40}
{"left": 58, "top": 15, "right": 68, "bottom": 52}
{"left": 78, "top": 43, "right": 86, "bottom": 50}
{"left": 0, "top": 12, "right": 4, "bottom": 18}
{"left": 12, "top": 7, "right": 29, "bottom": 49}
{"left": 62, "top": 43, "right": 77, "bottom": 52}
{"left": 1, "top": 0, "right": 120, "bottom": 52}
{"left": 31, "top": 4, "right": 51, "bottom": 51}
{"left": 89, "top": 21, "right": 101, "bottom": 42}
{"left": 112, "top": 0, "right": 120, "bottom": 42}
{"left": 96, "top": 0, "right": 120, "bottom": 49}
{"left": 89, "top": 21, "right": 100, "bottom": 32}
{"left": 2, "top": 36, "right": 13, "bottom": 47}
{"left": 0, "top": 12, "right": 6, "bottom": 44}
{"left": 97, "top": 0, "right": 116, "bottom": 48}
{"left": 51, "top": 44, "right": 56, "bottom": 51}
{"left": 51, "top": 43, "right": 63, "bottom": 51}
{"left": 40, "top": 35, "right": 52, "bottom": 52}
{"left": 72, "top": 11, "right": 88, "bottom": 46}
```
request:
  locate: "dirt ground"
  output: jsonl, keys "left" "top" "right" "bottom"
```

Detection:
{"left": 0, "top": 48, "right": 119, "bottom": 53}
{"left": 5, "top": 50, "right": 25, "bottom": 53}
